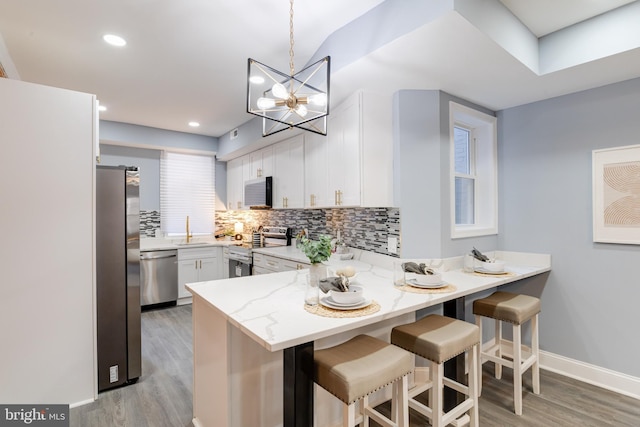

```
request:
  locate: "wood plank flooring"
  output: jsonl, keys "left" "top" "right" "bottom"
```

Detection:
{"left": 71, "top": 305, "right": 640, "bottom": 426}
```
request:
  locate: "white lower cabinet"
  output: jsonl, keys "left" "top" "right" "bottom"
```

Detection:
{"left": 178, "top": 247, "right": 223, "bottom": 300}
{"left": 253, "top": 252, "right": 309, "bottom": 274}
{"left": 222, "top": 247, "right": 230, "bottom": 279}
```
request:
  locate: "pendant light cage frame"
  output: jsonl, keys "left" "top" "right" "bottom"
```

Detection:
{"left": 247, "top": 56, "right": 330, "bottom": 137}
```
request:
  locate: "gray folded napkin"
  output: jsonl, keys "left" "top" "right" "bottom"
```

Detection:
{"left": 402, "top": 262, "right": 436, "bottom": 275}
{"left": 319, "top": 276, "right": 349, "bottom": 293}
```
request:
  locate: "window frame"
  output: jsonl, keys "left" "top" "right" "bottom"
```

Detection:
{"left": 449, "top": 101, "right": 498, "bottom": 239}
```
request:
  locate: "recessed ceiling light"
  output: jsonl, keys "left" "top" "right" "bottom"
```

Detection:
{"left": 98, "top": 105, "right": 107, "bottom": 112}
{"left": 189, "top": 122, "right": 200, "bottom": 127}
{"left": 103, "top": 34, "right": 126, "bottom": 47}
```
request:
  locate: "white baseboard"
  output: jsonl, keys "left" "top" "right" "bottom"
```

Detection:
{"left": 70, "top": 398, "right": 95, "bottom": 409}
{"left": 539, "top": 350, "right": 640, "bottom": 401}
{"left": 481, "top": 338, "right": 640, "bottom": 400}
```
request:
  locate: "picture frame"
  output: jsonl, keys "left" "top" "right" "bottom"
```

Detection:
{"left": 592, "top": 144, "right": 640, "bottom": 244}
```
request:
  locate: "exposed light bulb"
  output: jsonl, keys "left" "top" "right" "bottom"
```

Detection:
{"left": 249, "top": 76, "right": 265, "bottom": 84}
{"left": 256, "top": 97, "right": 276, "bottom": 110}
{"left": 271, "top": 83, "right": 289, "bottom": 99}
{"left": 307, "top": 93, "right": 327, "bottom": 106}
{"left": 295, "top": 104, "right": 308, "bottom": 117}
{"left": 103, "top": 34, "right": 127, "bottom": 47}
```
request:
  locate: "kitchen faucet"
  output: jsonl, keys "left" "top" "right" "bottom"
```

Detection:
{"left": 186, "top": 216, "right": 192, "bottom": 243}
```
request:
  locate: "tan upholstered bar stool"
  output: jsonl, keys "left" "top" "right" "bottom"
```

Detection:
{"left": 473, "top": 291, "right": 541, "bottom": 415}
{"left": 314, "top": 334, "right": 413, "bottom": 427}
{"left": 391, "top": 314, "right": 480, "bottom": 427}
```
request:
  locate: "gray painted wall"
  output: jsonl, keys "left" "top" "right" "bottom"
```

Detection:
{"left": 393, "top": 89, "right": 498, "bottom": 258}
{"left": 101, "top": 120, "right": 218, "bottom": 152}
{"left": 100, "top": 145, "right": 161, "bottom": 211}
{"left": 99, "top": 121, "right": 227, "bottom": 211}
{"left": 498, "top": 77, "right": 640, "bottom": 377}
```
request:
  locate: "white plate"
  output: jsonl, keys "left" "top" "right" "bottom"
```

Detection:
{"left": 474, "top": 267, "right": 506, "bottom": 275}
{"left": 406, "top": 279, "right": 448, "bottom": 289}
{"left": 320, "top": 297, "right": 372, "bottom": 310}
{"left": 325, "top": 296, "right": 365, "bottom": 307}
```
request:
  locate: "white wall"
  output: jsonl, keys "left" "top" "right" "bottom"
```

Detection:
{"left": 0, "top": 79, "right": 96, "bottom": 405}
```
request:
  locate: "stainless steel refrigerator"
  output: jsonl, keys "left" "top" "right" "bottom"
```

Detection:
{"left": 96, "top": 165, "right": 141, "bottom": 391}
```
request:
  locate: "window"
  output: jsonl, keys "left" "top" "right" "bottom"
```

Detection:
{"left": 160, "top": 151, "right": 215, "bottom": 236}
{"left": 449, "top": 102, "right": 497, "bottom": 238}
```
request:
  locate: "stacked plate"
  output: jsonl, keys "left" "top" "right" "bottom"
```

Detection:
{"left": 405, "top": 279, "right": 448, "bottom": 289}
{"left": 320, "top": 296, "right": 371, "bottom": 310}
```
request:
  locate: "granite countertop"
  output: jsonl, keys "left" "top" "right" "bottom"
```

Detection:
{"left": 187, "top": 251, "right": 551, "bottom": 352}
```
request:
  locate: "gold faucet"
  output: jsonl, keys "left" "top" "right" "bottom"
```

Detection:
{"left": 186, "top": 216, "right": 192, "bottom": 243}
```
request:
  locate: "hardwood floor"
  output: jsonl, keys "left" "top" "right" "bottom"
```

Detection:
{"left": 71, "top": 305, "right": 639, "bottom": 426}
{"left": 71, "top": 305, "right": 194, "bottom": 427}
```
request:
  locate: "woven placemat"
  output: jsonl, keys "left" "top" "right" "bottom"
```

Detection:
{"left": 398, "top": 283, "right": 457, "bottom": 294}
{"left": 304, "top": 301, "right": 381, "bottom": 318}
{"left": 472, "top": 271, "right": 515, "bottom": 278}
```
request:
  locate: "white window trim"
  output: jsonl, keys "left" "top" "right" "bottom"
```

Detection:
{"left": 449, "top": 101, "right": 498, "bottom": 239}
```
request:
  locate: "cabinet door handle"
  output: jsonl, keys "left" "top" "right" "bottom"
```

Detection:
{"left": 338, "top": 190, "right": 343, "bottom": 205}
{"left": 195, "top": 260, "right": 198, "bottom": 269}
{"left": 334, "top": 190, "right": 338, "bottom": 205}
{"left": 312, "top": 194, "right": 316, "bottom": 207}
{"left": 199, "top": 260, "right": 202, "bottom": 269}
{"left": 257, "top": 168, "right": 262, "bottom": 177}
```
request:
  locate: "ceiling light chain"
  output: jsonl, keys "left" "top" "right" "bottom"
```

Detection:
{"left": 289, "top": 0, "right": 295, "bottom": 78}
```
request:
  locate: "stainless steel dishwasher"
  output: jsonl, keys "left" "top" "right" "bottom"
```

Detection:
{"left": 140, "top": 250, "right": 178, "bottom": 307}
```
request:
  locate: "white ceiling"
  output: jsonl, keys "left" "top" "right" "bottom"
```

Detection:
{"left": 0, "top": 0, "right": 638, "bottom": 138}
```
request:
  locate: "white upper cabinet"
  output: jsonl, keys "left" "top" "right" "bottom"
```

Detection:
{"left": 226, "top": 90, "right": 393, "bottom": 210}
{"left": 273, "top": 135, "right": 304, "bottom": 209}
{"left": 327, "top": 94, "right": 361, "bottom": 207}
{"left": 304, "top": 131, "right": 329, "bottom": 208}
{"left": 304, "top": 91, "right": 393, "bottom": 208}
{"left": 244, "top": 146, "right": 274, "bottom": 180}
{"left": 227, "top": 157, "right": 243, "bottom": 210}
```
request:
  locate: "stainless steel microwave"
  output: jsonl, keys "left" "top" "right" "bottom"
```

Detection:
{"left": 244, "top": 176, "right": 272, "bottom": 209}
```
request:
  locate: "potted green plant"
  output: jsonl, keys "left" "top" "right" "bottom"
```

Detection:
{"left": 299, "top": 235, "right": 332, "bottom": 305}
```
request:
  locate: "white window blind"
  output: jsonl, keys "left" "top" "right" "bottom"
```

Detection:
{"left": 160, "top": 151, "right": 215, "bottom": 235}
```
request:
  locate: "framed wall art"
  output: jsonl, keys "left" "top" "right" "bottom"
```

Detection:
{"left": 592, "top": 144, "right": 640, "bottom": 244}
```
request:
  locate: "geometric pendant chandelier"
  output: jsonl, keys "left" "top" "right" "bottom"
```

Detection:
{"left": 247, "top": 0, "right": 330, "bottom": 137}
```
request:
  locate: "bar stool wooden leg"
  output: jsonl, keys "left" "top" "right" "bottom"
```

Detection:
{"left": 495, "top": 318, "right": 503, "bottom": 380}
{"left": 513, "top": 323, "right": 523, "bottom": 415}
{"left": 469, "top": 344, "right": 479, "bottom": 427}
{"left": 475, "top": 315, "right": 484, "bottom": 396}
{"left": 532, "top": 314, "right": 540, "bottom": 395}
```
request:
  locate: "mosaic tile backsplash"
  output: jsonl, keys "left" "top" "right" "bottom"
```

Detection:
{"left": 140, "top": 210, "right": 160, "bottom": 238}
{"left": 140, "top": 207, "right": 401, "bottom": 256}
{"left": 215, "top": 207, "right": 401, "bottom": 256}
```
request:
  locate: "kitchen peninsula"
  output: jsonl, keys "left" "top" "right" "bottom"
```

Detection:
{"left": 186, "top": 250, "right": 550, "bottom": 427}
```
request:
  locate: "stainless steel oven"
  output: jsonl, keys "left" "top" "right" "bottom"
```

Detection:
{"left": 228, "top": 245, "right": 252, "bottom": 278}
{"left": 262, "top": 226, "right": 292, "bottom": 247}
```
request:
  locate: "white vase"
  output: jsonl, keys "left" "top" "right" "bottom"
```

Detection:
{"left": 305, "top": 263, "right": 327, "bottom": 306}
